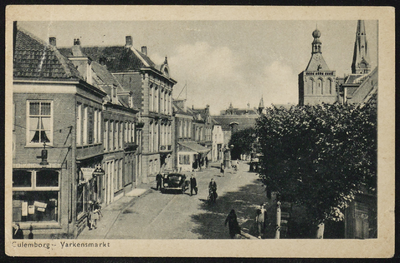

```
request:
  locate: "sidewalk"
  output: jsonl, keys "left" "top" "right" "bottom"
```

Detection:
{"left": 77, "top": 183, "right": 152, "bottom": 239}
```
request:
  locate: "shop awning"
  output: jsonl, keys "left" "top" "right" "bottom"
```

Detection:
{"left": 178, "top": 141, "right": 210, "bottom": 154}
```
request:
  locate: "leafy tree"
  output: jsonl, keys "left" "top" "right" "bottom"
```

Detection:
{"left": 256, "top": 102, "right": 376, "bottom": 237}
{"left": 229, "top": 127, "right": 257, "bottom": 160}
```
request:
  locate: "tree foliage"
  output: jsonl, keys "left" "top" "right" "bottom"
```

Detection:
{"left": 256, "top": 102, "right": 377, "bottom": 224}
{"left": 229, "top": 127, "right": 257, "bottom": 160}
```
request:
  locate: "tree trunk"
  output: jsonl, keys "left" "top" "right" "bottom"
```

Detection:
{"left": 316, "top": 222, "right": 325, "bottom": 239}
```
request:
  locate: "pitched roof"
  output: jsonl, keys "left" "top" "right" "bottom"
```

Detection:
{"left": 305, "top": 53, "right": 330, "bottom": 71}
{"left": 212, "top": 115, "right": 258, "bottom": 131}
{"left": 59, "top": 45, "right": 158, "bottom": 73}
{"left": 14, "top": 28, "right": 82, "bottom": 80}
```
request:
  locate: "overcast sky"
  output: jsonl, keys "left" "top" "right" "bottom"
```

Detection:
{"left": 19, "top": 20, "right": 378, "bottom": 115}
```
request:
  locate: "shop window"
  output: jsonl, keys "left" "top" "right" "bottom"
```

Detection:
{"left": 179, "top": 155, "right": 190, "bottom": 165}
{"left": 12, "top": 169, "right": 59, "bottom": 223}
{"left": 27, "top": 101, "right": 52, "bottom": 145}
{"left": 36, "top": 170, "right": 59, "bottom": 187}
{"left": 13, "top": 170, "right": 32, "bottom": 187}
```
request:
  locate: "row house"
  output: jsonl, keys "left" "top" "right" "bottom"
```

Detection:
{"left": 59, "top": 41, "right": 141, "bottom": 208}
{"left": 79, "top": 36, "right": 176, "bottom": 182}
{"left": 211, "top": 119, "right": 224, "bottom": 162}
{"left": 172, "top": 100, "right": 210, "bottom": 172}
{"left": 12, "top": 26, "right": 107, "bottom": 238}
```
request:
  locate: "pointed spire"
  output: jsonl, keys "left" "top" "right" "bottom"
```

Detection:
{"left": 351, "top": 20, "right": 370, "bottom": 74}
{"left": 258, "top": 96, "right": 265, "bottom": 108}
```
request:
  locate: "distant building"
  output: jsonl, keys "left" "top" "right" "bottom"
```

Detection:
{"left": 211, "top": 119, "right": 224, "bottom": 162}
{"left": 172, "top": 100, "right": 210, "bottom": 172}
{"left": 212, "top": 102, "right": 260, "bottom": 147}
{"left": 298, "top": 28, "right": 337, "bottom": 105}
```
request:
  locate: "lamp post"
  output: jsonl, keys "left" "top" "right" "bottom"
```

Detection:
{"left": 37, "top": 142, "right": 49, "bottom": 166}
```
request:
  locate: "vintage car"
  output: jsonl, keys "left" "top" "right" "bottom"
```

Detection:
{"left": 161, "top": 173, "right": 190, "bottom": 194}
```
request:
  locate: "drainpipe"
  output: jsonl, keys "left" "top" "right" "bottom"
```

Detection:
{"left": 70, "top": 100, "right": 77, "bottom": 236}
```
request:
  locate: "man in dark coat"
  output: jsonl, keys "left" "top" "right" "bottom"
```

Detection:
{"left": 225, "top": 209, "right": 241, "bottom": 238}
{"left": 190, "top": 174, "right": 197, "bottom": 196}
{"left": 156, "top": 173, "right": 163, "bottom": 190}
{"left": 209, "top": 178, "right": 217, "bottom": 203}
{"left": 13, "top": 223, "right": 24, "bottom": 239}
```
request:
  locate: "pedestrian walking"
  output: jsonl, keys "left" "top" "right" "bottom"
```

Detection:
{"left": 205, "top": 156, "right": 209, "bottom": 168}
{"left": 225, "top": 209, "right": 241, "bottom": 238}
{"left": 220, "top": 163, "right": 225, "bottom": 177}
{"left": 208, "top": 178, "right": 218, "bottom": 204}
{"left": 156, "top": 173, "right": 163, "bottom": 190}
{"left": 13, "top": 223, "right": 24, "bottom": 239}
{"left": 190, "top": 174, "right": 198, "bottom": 196}
{"left": 88, "top": 201, "right": 99, "bottom": 230}
{"left": 255, "top": 203, "right": 267, "bottom": 239}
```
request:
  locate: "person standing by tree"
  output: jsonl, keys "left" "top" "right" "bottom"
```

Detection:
{"left": 225, "top": 209, "right": 241, "bottom": 238}
{"left": 190, "top": 174, "right": 198, "bottom": 196}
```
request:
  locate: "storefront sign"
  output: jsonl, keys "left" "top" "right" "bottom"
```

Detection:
{"left": 81, "top": 168, "right": 95, "bottom": 182}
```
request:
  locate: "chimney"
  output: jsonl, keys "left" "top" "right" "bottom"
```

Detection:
{"left": 126, "top": 36, "right": 132, "bottom": 47}
{"left": 49, "top": 37, "right": 56, "bottom": 46}
{"left": 73, "top": 38, "right": 81, "bottom": 46}
{"left": 141, "top": 46, "right": 147, "bottom": 55}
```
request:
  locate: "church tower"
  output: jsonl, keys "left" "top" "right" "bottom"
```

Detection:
{"left": 298, "top": 28, "right": 337, "bottom": 105}
{"left": 258, "top": 96, "right": 265, "bottom": 114}
{"left": 351, "top": 20, "right": 371, "bottom": 74}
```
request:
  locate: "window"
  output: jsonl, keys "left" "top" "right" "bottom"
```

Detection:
{"left": 27, "top": 101, "right": 52, "bottom": 145}
{"left": 76, "top": 103, "right": 82, "bottom": 145}
{"left": 149, "top": 85, "right": 153, "bottom": 112}
{"left": 179, "top": 154, "right": 190, "bottom": 165}
{"left": 119, "top": 122, "right": 123, "bottom": 149}
{"left": 94, "top": 109, "right": 98, "bottom": 143}
{"left": 104, "top": 120, "right": 108, "bottom": 151}
{"left": 124, "top": 122, "right": 128, "bottom": 143}
{"left": 88, "top": 107, "right": 94, "bottom": 144}
{"left": 115, "top": 121, "right": 119, "bottom": 150}
{"left": 149, "top": 123, "right": 153, "bottom": 152}
{"left": 83, "top": 106, "right": 88, "bottom": 144}
{"left": 12, "top": 169, "right": 59, "bottom": 223}
{"left": 154, "top": 86, "right": 158, "bottom": 113}
{"left": 109, "top": 121, "right": 114, "bottom": 151}
{"left": 131, "top": 123, "right": 135, "bottom": 143}
{"left": 97, "top": 111, "right": 102, "bottom": 143}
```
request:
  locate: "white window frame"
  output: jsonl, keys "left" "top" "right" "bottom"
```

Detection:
{"left": 12, "top": 169, "right": 60, "bottom": 223}
{"left": 26, "top": 100, "right": 54, "bottom": 147}
{"left": 76, "top": 103, "right": 82, "bottom": 146}
{"left": 83, "top": 105, "right": 88, "bottom": 145}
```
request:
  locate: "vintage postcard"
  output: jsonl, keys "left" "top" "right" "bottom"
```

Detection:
{"left": 5, "top": 5, "right": 395, "bottom": 257}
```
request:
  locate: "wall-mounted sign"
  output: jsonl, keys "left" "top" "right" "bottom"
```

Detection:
{"left": 81, "top": 168, "right": 95, "bottom": 182}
